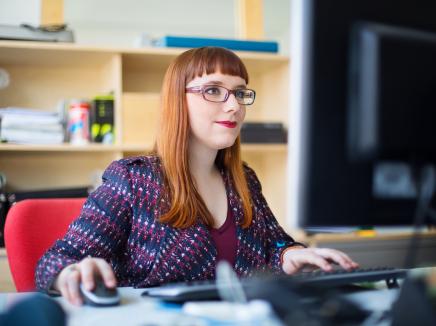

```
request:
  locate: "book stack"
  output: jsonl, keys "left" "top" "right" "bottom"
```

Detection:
{"left": 0, "top": 108, "right": 64, "bottom": 144}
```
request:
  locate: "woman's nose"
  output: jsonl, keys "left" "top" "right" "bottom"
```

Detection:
{"left": 223, "top": 93, "right": 240, "bottom": 111}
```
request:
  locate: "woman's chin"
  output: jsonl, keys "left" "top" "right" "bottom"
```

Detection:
{"left": 213, "top": 138, "right": 237, "bottom": 150}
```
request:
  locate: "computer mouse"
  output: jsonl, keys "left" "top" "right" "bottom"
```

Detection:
{"left": 79, "top": 278, "right": 120, "bottom": 307}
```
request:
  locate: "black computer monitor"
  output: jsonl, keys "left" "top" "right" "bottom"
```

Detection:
{"left": 288, "top": 0, "right": 436, "bottom": 230}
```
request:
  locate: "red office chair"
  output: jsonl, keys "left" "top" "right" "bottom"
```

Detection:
{"left": 4, "top": 198, "right": 86, "bottom": 292}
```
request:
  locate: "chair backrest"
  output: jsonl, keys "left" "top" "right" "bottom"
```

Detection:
{"left": 5, "top": 198, "right": 86, "bottom": 292}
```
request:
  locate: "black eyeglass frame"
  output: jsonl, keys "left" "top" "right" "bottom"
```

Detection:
{"left": 185, "top": 85, "right": 256, "bottom": 105}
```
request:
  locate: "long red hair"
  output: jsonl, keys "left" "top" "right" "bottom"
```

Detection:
{"left": 155, "top": 47, "right": 253, "bottom": 228}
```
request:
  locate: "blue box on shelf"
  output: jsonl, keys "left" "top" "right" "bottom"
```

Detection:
{"left": 154, "top": 35, "right": 279, "bottom": 53}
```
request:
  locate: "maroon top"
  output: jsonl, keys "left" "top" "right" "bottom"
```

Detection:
{"left": 210, "top": 206, "right": 237, "bottom": 266}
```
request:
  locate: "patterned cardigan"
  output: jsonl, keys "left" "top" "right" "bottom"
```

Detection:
{"left": 35, "top": 156, "right": 301, "bottom": 292}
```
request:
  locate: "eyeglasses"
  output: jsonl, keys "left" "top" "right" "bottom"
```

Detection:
{"left": 186, "top": 85, "right": 256, "bottom": 105}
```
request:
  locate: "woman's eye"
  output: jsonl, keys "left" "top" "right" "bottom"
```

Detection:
{"left": 235, "top": 90, "right": 246, "bottom": 99}
{"left": 205, "top": 87, "right": 221, "bottom": 95}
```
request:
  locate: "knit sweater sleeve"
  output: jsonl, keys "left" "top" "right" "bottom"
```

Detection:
{"left": 243, "top": 165, "right": 306, "bottom": 273}
{"left": 35, "top": 159, "right": 133, "bottom": 292}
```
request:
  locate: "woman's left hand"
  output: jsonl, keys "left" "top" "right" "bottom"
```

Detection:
{"left": 281, "top": 247, "right": 359, "bottom": 275}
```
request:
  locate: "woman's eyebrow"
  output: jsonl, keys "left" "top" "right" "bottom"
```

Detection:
{"left": 203, "top": 80, "right": 247, "bottom": 88}
{"left": 203, "top": 80, "right": 224, "bottom": 85}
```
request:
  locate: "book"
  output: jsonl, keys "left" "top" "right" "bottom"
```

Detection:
{"left": 0, "top": 128, "right": 64, "bottom": 144}
{"left": 153, "top": 36, "right": 279, "bottom": 53}
{"left": 0, "top": 107, "right": 64, "bottom": 144}
{"left": 0, "top": 107, "right": 61, "bottom": 124}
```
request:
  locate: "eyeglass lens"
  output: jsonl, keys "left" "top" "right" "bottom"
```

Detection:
{"left": 203, "top": 86, "right": 255, "bottom": 105}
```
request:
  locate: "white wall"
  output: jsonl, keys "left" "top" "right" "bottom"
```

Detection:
{"left": 0, "top": 0, "right": 41, "bottom": 26}
{"left": 0, "top": 0, "right": 290, "bottom": 54}
{"left": 64, "top": 0, "right": 290, "bottom": 53}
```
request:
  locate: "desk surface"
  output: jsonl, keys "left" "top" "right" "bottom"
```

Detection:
{"left": 0, "top": 286, "right": 401, "bottom": 326}
{"left": 1, "top": 287, "right": 282, "bottom": 326}
{"left": 0, "top": 288, "right": 194, "bottom": 326}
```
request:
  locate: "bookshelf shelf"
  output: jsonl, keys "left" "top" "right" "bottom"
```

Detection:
{"left": 0, "top": 143, "right": 286, "bottom": 153}
{"left": 241, "top": 143, "right": 287, "bottom": 153}
{"left": 0, "top": 40, "right": 290, "bottom": 224}
{"left": 0, "top": 143, "right": 153, "bottom": 152}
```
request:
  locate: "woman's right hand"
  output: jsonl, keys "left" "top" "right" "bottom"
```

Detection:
{"left": 53, "top": 257, "right": 117, "bottom": 306}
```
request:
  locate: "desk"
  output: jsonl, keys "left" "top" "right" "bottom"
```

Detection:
{"left": 0, "top": 286, "right": 402, "bottom": 326}
{"left": 1, "top": 287, "right": 279, "bottom": 326}
{"left": 0, "top": 288, "right": 202, "bottom": 326}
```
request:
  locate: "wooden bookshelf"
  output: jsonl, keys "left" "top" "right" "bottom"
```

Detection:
{"left": 0, "top": 40, "right": 290, "bottom": 223}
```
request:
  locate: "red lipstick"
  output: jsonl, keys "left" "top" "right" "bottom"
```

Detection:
{"left": 216, "top": 121, "right": 237, "bottom": 128}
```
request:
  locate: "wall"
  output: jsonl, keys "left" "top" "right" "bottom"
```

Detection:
{"left": 64, "top": 0, "right": 291, "bottom": 53}
{"left": 0, "top": 0, "right": 41, "bottom": 26}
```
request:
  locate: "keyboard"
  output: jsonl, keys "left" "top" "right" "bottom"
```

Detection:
{"left": 291, "top": 266, "right": 407, "bottom": 287}
{"left": 141, "top": 267, "right": 407, "bottom": 303}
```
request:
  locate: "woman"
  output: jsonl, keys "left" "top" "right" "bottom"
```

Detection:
{"left": 35, "top": 47, "right": 358, "bottom": 305}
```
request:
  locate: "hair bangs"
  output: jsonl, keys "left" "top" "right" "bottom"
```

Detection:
{"left": 185, "top": 47, "right": 249, "bottom": 84}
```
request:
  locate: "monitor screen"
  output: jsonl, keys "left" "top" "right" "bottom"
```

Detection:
{"left": 288, "top": 0, "right": 436, "bottom": 230}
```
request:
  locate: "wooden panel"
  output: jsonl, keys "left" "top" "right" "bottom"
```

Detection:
{"left": 0, "top": 151, "right": 118, "bottom": 191}
{"left": 235, "top": 0, "right": 265, "bottom": 39}
{"left": 0, "top": 43, "right": 118, "bottom": 67}
{"left": 245, "top": 62, "right": 289, "bottom": 123}
{"left": 0, "top": 249, "right": 15, "bottom": 292}
{"left": 122, "top": 70, "right": 164, "bottom": 93}
{"left": 41, "top": 0, "right": 64, "bottom": 26}
{"left": 104, "top": 54, "right": 123, "bottom": 144}
{"left": 122, "top": 93, "right": 160, "bottom": 146}
{"left": 242, "top": 150, "right": 288, "bottom": 227}
{"left": 0, "top": 63, "right": 119, "bottom": 109}
{"left": 242, "top": 55, "right": 289, "bottom": 75}
{"left": 241, "top": 144, "right": 286, "bottom": 153}
{"left": 122, "top": 52, "right": 174, "bottom": 93}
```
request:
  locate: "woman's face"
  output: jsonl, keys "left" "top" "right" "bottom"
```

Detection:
{"left": 186, "top": 72, "right": 247, "bottom": 152}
